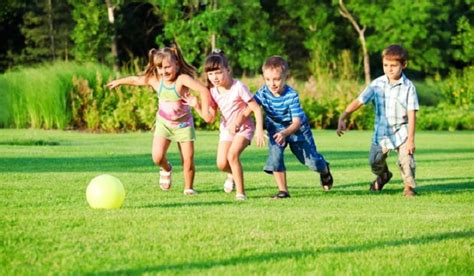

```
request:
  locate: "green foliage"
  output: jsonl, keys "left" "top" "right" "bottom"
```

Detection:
{"left": 417, "top": 104, "right": 474, "bottom": 131}
{"left": 155, "top": 0, "right": 282, "bottom": 75}
{"left": 69, "top": 1, "right": 111, "bottom": 63}
{"left": 16, "top": 1, "right": 74, "bottom": 64}
{"left": 438, "top": 66, "right": 474, "bottom": 107}
{"left": 69, "top": 74, "right": 156, "bottom": 132}
{"left": 0, "top": 61, "right": 113, "bottom": 129}
{"left": 452, "top": 16, "right": 474, "bottom": 64}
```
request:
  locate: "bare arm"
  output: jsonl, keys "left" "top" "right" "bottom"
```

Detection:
{"left": 247, "top": 100, "right": 265, "bottom": 147}
{"left": 183, "top": 93, "right": 217, "bottom": 123}
{"left": 177, "top": 74, "right": 213, "bottom": 123}
{"left": 406, "top": 110, "right": 417, "bottom": 155}
{"left": 336, "top": 99, "right": 364, "bottom": 136}
{"left": 106, "top": 75, "right": 150, "bottom": 89}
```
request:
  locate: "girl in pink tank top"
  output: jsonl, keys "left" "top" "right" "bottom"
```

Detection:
{"left": 185, "top": 50, "right": 265, "bottom": 200}
{"left": 107, "top": 44, "right": 212, "bottom": 195}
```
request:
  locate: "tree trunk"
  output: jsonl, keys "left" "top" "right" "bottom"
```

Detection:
{"left": 210, "top": 0, "right": 217, "bottom": 50}
{"left": 47, "top": 0, "right": 55, "bottom": 61}
{"left": 338, "top": 0, "right": 371, "bottom": 85}
{"left": 105, "top": 0, "right": 119, "bottom": 71}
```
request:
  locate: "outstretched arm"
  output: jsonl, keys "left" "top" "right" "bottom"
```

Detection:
{"left": 178, "top": 74, "right": 213, "bottom": 123}
{"left": 106, "top": 76, "right": 149, "bottom": 89}
{"left": 336, "top": 99, "right": 363, "bottom": 136}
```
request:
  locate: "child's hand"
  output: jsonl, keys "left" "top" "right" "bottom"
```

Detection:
{"left": 255, "top": 129, "right": 266, "bottom": 147}
{"left": 273, "top": 132, "right": 286, "bottom": 146}
{"left": 106, "top": 80, "right": 121, "bottom": 89}
{"left": 336, "top": 118, "right": 347, "bottom": 136}
{"left": 182, "top": 92, "right": 198, "bottom": 108}
{"left": 228, "top": 122, "right": 240, "bottom": 135}
{"left": 406, "top": 140, "right": 416, "bottom": 155}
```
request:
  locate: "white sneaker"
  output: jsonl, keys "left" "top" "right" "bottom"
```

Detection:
{"left": 235, "top": 194, "right": 247, "bottom": 201}
{"left": 223, "top": 175, "right": 234, "bottom": 193}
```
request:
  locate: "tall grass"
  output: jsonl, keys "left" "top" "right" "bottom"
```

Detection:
{"left": 0, "top": 62, "right": 114, "bottom": 129}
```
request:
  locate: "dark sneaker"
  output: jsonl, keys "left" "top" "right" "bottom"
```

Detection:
{"left": 320, "top": 165, "right": 333, "bottom": 191}
{"left": 271, "top": 191, "right": 290, "bottom": 199}
{"left": 403, "top": 186, "right": 417, "bottom": 197}
{"left": 370, "top": 171, "right": 393, "bottom": 191}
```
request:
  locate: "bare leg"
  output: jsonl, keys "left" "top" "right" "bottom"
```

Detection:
{"left": 227, "top": 136, "right": 250, "bottom": 195}
{"left": 152, "top": 136, "right": 172, "bottom": 170}
{"left": 177, "top": 141, "right": 195, "bottom": 190}
{"left": 273, "top": 171, "right": 288, "bottom": 193}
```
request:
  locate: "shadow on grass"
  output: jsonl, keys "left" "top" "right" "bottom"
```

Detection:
{"left": 135, "top": 200, "right": 232, "bottom": 209}
{"left": 1, "top": 145, "right": 472, "bottom": 173}
{"left": 96, "top": 230, "right": 473, "bottom": 274}
{"left": 285, "top": 177, "right": 474, "bottom": 198}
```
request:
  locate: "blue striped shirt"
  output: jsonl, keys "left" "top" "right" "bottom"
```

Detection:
{"left": 254, "top": 85, "right": 308, "bottom": 142}
{"left": 358, "top": 74, "right": 419, "bottom": 149}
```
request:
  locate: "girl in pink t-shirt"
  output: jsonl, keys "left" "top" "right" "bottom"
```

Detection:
{"left": 186, "top": 50, "right": 264, "bottom": 200}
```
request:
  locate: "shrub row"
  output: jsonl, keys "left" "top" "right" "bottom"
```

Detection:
{"left": 0, "top": 62, "right": 472, "bottom": 131}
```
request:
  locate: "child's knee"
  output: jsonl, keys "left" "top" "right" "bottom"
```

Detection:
{"left": 216, "top": 159, "right": 228, "bottom": 171}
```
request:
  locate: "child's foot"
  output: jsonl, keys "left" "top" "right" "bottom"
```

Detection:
{"left": 271, "top": 191, "right": 290, "bottom": 199}
{"left": 183, "top": 189, "right": 197, "bottom": 195}
{"left": 235, "top": 193, "right": 247, "bottom": 201}
{"left": 223, "top": 174, "right": 234, "bottom": 193}
{"left": 403, "top": 186, "right": 417, "bottom": 197}
{"left": 370, "top": 171, "right": 392, "bottom": 191}
{"left": 159, "top": 162, "right": 172, "bottom": 190}
{"left": 320, "top": 165, "right": 333, "bottom": 191}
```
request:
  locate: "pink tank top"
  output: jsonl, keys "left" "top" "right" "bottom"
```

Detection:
{"left": 155, "top": 80, "right": 193, "bottom": 128}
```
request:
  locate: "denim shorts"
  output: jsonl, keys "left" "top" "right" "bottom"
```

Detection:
{"left": 263, "top": 126, "right": 328, "bottom": 173}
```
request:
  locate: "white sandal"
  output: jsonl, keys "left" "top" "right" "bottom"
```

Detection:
{"left": 235, "top": 193, "right": 247, "bottom": 201}
{"left": 223, "top": 174, "right": 234, "bottom": 193}
{"left": 159, "top": 163, "right": 172, "bottom": 190}
{"left": 183, "top": 189, "right": 197, "bottom": 195}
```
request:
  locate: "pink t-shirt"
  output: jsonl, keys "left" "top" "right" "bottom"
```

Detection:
{"left": 210, "top": 80, "right": 255, "bottom": 141}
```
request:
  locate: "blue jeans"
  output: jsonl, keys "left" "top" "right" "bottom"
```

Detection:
{"left": 263, "top": 127, "right": 328, "bottom": 173}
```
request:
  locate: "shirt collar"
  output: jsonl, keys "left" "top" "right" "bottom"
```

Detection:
{"left": 383, "top": 73, "right": 406, "bottom": 86}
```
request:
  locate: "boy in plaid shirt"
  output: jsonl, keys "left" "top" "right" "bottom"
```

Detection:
{"left": 337, "top": 45, "right": 419, "bottom": 197}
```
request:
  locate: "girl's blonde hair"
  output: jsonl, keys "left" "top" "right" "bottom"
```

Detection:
{"left": 203, "top": 49, "right": 230, "bottom": 88}
{"left": 144, "top": 43, "right": 197, "bottom": 82}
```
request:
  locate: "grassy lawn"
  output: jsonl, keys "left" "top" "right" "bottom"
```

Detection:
{"left": 0, "top": 129, "right": 473, "bottom": 274}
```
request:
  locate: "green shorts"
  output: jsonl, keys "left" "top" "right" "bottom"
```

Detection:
{"left": 154, "top": 116, "right": 196, "bottom": 142}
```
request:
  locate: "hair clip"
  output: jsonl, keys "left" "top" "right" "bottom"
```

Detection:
{"left": 211, "top": 48, "right": 223, "bottom": 54}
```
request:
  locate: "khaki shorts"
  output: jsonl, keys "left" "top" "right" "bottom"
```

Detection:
{"left": 154, "top": 116, "right": 196, "bottom": 142}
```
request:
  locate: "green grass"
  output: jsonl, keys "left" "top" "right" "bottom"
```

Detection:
{"left": 0, "top": 129, "right": 473, "bottom": 274}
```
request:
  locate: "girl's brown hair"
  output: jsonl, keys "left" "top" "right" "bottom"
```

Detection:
{"left": 203, "top": 49, "right": 230, "bottom": 88}
{"left": 144, "top": 43, "right": 197, "bottom": 82}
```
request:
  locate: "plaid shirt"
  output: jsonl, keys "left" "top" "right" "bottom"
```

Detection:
{"left": 358, "top": 74, "right": 419, "bottom": 149}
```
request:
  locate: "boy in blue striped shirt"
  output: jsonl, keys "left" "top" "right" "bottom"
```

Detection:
{"left": 252, "top": 56, "right": 333, "bottom": 199}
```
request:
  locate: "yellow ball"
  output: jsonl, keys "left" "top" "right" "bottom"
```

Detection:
{"left": 86, "top": 174, "right": 125, "bottom": 209}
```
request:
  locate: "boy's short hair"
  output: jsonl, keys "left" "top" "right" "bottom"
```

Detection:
{"left": 262, "top": 56, "right": 289, "bottom": 75}
{"left": 382, "top": 45, "right": 408, "bottom": 65}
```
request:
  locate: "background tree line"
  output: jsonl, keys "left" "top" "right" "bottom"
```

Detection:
{"left": 1, "top": 0, "right": 472, "bottom": 77}
{"left": 0, "top": 0, "right": 472, "bottom": 131}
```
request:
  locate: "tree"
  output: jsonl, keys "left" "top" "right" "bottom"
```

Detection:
{"left": 17, "top": 0, "right": 74, "bottom": 64}
{"left": 69, "top": 1, "right": 111, "bottom": 63}
{"left": 153, "top": 0, "right": 282, "bottom": 75}
{"left": 338, "top": 0, "right": 370, "bottom": 85}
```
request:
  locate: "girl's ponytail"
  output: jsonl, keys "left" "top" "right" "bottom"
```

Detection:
{"left": 144, "top": 48, "right": 159, "bottom": 81}
{"left": 170, "top": 43, "right": 197, "bottom": 78}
